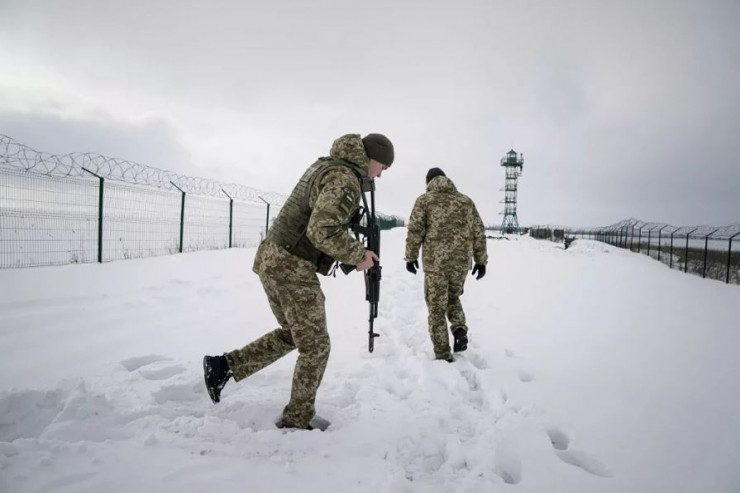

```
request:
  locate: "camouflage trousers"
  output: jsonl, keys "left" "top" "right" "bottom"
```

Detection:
{"left": 225, "top": 241, "right": 330, "bottom": 429}
{"left": 424, "top": 269, "right": 468, "bottom": 359}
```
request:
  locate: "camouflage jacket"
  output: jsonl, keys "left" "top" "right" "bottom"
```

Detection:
{"left": 255, "top": 134, "right": 368, "bottom": 277}
{"left": 404, "top": 176, "right": 488, "bottom": 273}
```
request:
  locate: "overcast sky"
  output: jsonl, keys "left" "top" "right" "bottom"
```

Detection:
{"left": 1, "top": 0, "right": 738, "bottom": 227}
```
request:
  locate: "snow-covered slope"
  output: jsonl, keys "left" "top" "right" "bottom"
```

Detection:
{"left": 1, "top": 230, "right": 738, "bottom": 493}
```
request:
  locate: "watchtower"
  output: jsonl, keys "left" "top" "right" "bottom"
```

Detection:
{"left": 500, "top": 150, "right": 524, "bottom": 234}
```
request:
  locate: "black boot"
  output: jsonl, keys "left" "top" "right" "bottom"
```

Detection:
{"left": 453, "top": 328, "right": 468, "bottom": 353}
{"left": 203, "top": 354, "right": 232, "bottom": 404}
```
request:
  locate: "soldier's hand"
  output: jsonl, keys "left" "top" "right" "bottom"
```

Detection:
{"left": 472, "top": 264, "right": 486, "bottom": 280}
{"left": 357, "top": 250, "right": 379, "bottom": 271}
{"left": 406, "top": 260, "right": 419, "bottom": 275}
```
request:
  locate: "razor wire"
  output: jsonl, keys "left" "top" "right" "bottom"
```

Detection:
{"left": 0, "top": 134, "right": 285, "bottom": 205}
{"left": 530, "top": 219, "right": 740, "bottom": 241}
{"left": 597, "top": 218, "right": 740, "bottom": 240}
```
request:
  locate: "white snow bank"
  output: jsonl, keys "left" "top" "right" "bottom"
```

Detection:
{"left": 1, "top": 230, "right": 738, "bottom": 492}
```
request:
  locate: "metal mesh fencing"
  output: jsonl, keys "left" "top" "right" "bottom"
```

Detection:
{"left": 1, "top": 136, "right": 284, "bottom": 269}
{"left": 1, "top": 168, "right": 99, "bottom": 267}
{"left": 530, "top": 219, "right": 740, "bottom": 285}
{"left": 182, "top": 194, "right": 231, "bottom": 253}
{"left": 233, "top": 201, "right": 275, "bottom": 248}
{"left": 104, "top": 182, "right": 182, "bottom": 261}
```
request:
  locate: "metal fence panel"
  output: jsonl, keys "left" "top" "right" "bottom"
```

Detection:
{"left": 104, "top": 181, "right": 182, "bottom": 261}
{"left": 1, "top": 169, "right": 98, "bottom": 267}
{"left": 531, "top": 220, "right": 740, "bottom": 285}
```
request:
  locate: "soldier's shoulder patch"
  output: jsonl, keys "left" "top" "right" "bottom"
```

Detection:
{"left": 339, "top": 188, "right": 355, "bottom": 215}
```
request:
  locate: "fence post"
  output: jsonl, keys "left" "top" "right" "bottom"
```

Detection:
{"left": 684, "top": 228, "right": 698, "bottom": 273}
{"left": 82, "top": 167, "right": 104, "bottom": 263}
{"left": 728, "top": 232, "right": 740, "bottom": 284}
{"left": 171, "top": 182, "right": 185, "bottom": 253}
{"left": 258, "top": 196, "right": 270, "bottom": 238}
{"left": 646, "top": 225, "right": 658, "bottom": 257}
{"left": 625, "top": 226, "right": 630, "bottom": 248}
{"left": 703, "top": 229, "right": 719, "bottom": 279}
{"left": 656, "top": 225, "right": 668, "bottom": 262}
{"left": 221, "top": 189, "right": 234, "bottom": 248}
{"left": 669, "top": 229, "right": 676, "bottom": 269}
{"left": 638, "top": 227, "right": 643, "bottom": 253}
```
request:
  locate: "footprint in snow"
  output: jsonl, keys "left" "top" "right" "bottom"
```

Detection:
{"left": 546, "top": 426, "right": 612, "bottom": 477}
{"left": 459, "top": 369, "right": 480, "bottom": 392}
{"left": 546, "top": 426, "right": 570, "bottom": 451}
{"left": 555, "top": 449, "right": 613, "bottom": 477}
{"left": 493, "top": 449, "right": 522, "bottom": 485}
{"left": 517, "top": 369, "right": 534, "bottom": 383}
{"left": 460, "top": 351, "right": 489, "bottom": 370}
{"left": 120, "top": 355, "right": 171, "bottom": 372}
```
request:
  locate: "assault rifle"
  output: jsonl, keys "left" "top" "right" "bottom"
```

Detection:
{"left": 339, "top": 178, "right": 381, "bottom": 353}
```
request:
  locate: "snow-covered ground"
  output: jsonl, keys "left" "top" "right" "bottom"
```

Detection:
{"left": 1, "top": 229, "right": 738, "bottom": 493}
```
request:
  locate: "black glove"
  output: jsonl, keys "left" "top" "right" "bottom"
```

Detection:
{"left": 472, "top": 264, "right": 486, "bottom": 280}
{"left": 406, "top": 260, "right": 419, "bottom": 274}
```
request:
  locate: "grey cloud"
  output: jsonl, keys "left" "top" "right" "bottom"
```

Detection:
{"left": 1, "top": 0, "right": 738, "bottom": 228}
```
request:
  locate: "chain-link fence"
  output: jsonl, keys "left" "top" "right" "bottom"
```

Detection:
{"left": 529, "top": 219, "right": 740, "bottom": 285}
{"left": 0, "top": 135, "right": 283, "bottom": 268}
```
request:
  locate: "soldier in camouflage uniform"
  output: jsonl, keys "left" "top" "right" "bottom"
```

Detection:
{"left": 203, "top": 133, "right": 394, "bottom": 429}
{"left": 404, "top": 168, "right": 488, "bottom": 362}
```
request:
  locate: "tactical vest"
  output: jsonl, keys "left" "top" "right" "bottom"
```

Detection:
{"left": 266, "top": 157, "right": 366, "bottom": 275}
